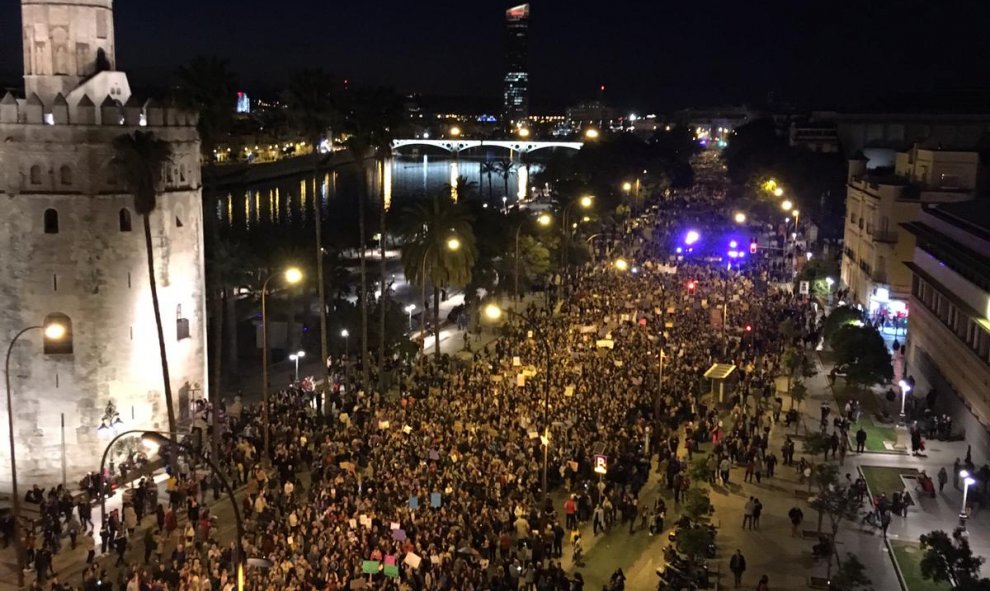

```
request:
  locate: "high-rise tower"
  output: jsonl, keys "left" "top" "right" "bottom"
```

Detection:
{"left": 503, "top": 3, "right": 530, "bottom": 128}
{"left": 0, "top": 0, "right": 207, "bottom": 487}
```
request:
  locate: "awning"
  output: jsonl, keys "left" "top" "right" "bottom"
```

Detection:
{"left": 703, "top": 363, "right": 737, "bottom": 381}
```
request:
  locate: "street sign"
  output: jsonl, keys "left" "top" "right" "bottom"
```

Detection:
{"left": 593, "top": 454, "right": 608, "bottom": 475}
{"left": 799, "top": 280, "right": 810, "bottom": 295}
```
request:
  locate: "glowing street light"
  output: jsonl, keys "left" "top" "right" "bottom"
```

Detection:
{"left": 517, "top": 127, "right": 531, "bottom": 138}
{"left": 447, "top": 237, "right": 461, "bottom": 251}
{"left": 288, "top": 350, "right": 306, "bottom": 381}
{"left": 898, "top": 379, "right": 912, "bottom": 417}
{"left": 584, "top": 128, "right": 600, "bottom": 139}
{"left": 614, "top": 258, "right": 629, "bottom": 272}
{"left": 405, "top": 304, "right": 416, "bottom": 331}
{"left": 261, "top": 266, "right": 304, "bottom": 459}
{"left": 537, "top": 213, "right": 552, "bottom": 226}
{"left": 450, "top": 126, "right": 461, "bottom": 137}
{"left": 826, "top": 277, "right": 835, "bottom": 287}
{"left": 622, "top": 181, "right": 633, "bottom": 192}
{"left": 773, "top": 187, "right": 784, "bottom": 197}
{"left": 685, "top": 230, "right": 700, "bottom": 245}
{"left": 781, "top": 199, "right": 793, "bottom": 212}
{"left": 579, "top": 195, "right": 593, "bottom": 208}
{"left": 962, "top": 470, "right": 976, "bottom": 520}
{"left": 734, "top": 212, "right": 747, "bottom": 224}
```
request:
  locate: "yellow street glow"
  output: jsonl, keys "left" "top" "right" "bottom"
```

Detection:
{"left": 537, "top": 213, "right": 552, "bottom": 226}
{"left": 622, "top": 181, "right": 633, "bottom": 192}
{"left": 446, "top": 237, "right": 461, "bottom": 251}
{"left": 614, "top": 258, "right": 629, "bottom": 271}
{"left": 579, "top": 195, "right": 593, "bottom": 208}
{"left": 484, "top": 303, "right": 503, "bottom": 320}
{"left": 734, "top": 212, "right": 746, "bottom": 224}
{"left": 284, "top": 267, "right": 303, "bottom": 284}
{"left": 781, "top": 200, "right": 793, "bottom": 212}
{"left": 584, "top": 128, "right": 599, "bottom": 139}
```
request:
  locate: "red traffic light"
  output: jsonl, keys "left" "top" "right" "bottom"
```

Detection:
{"left": 749, "top": 240, "right": 758, "bottom": 255}
{"left": 745, "top": 324, "right": 753, "bottom": 332}
{"left": 687, "top": 281, "right": 696, "bottom": 294}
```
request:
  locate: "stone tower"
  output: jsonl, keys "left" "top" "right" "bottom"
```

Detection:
{"left": 0, "top": 0, "right": 208, "bottom": 488}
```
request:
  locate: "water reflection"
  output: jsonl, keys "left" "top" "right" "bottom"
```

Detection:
{"left": 215, "top": 156, "right": 536, "bottom": 231}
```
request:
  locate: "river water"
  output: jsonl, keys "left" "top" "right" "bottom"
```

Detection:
{"left": 213, "top": 155, "right": 539, "bottom": 232}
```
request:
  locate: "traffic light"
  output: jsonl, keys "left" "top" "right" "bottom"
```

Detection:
{"left": 749, "top": 239, "right": 758, "bottom": 255}
{"left": 687, "top": 281, "right": 696, "bottom": 295}
{"left": 745, "top": 324, "right": 753, "bottom": 332}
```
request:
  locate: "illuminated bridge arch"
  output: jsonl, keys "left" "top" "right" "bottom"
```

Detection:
{"left": 391, "top": 139, "right": 583, "bottom": 155}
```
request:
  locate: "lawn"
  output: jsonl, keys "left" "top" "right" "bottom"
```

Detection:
{"left": 860, "top": 465, "right": 919, "bottom": 497}
{"left": 890, "top": 540, "right": 951, "bottom": 591}
{"left": 830, "top": 381, "right": 901, "bottom": 451}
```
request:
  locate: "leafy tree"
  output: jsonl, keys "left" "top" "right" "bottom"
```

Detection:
{"left": 790, "top": 380, "right": 808, "bottom": 413}
{"left": 920, "top": 528, "right": 990, "bottom": 589}
{"left": 494, "top": 159, "right": 517, "bottom": 202}
{"left": 398, "top": 197, "right": 477, "bottom": 360}
{"left": 480, "top": 160, "right": 497, "bottom": 203}
{"left": 676, "top": 526, "right": 713, "bottom": 562}
{"left": 173, "top": 56, "right": 237, "bottom": 163}
{"left": 796, "top": 256, "right": 841, "bottom": 298}
{"left": 810, "top": 486, "right": 862, "bottom": 582}
{"left": 831, "top": 325, "right": 893, "bottom": 390}
{"left": 824, "top": 306, "right": 863, "bottom": 344}
{"left": 112, "top": 132, "right": 177, "bottom": 470}
{"left": 829, "top": 553, "right": 872, "bottom": 591}
{"left": 803, "top": 432, "right": 831, "bottom": 461}
{"left": 284, "top": 68, "right": 339, "bottom": 393}
{"left": 682, "top": 487, "right": 712, "bottom": 521}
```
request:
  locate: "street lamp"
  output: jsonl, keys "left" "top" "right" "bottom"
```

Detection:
{"left": 289, "top": 350, "right": 306, "bottom": 382}
{"left": 961, "top": 470, "right": 976, "bottom": 521}
{"left": 517, "top": 127, "right": 531, "bottom": 138}
{"left": 260, "top": 266, "right": 303, "bottom": 460}
{"left": 614, "top": 258, "right": 629, "bottom": 272}
{"left": 773, "top": 187, "right": 784, "bottom": 197}
{"left": 340, "top": 329, "right": 350, "bottom": 356}
{"left": 584, "top": 128, "right": 599, "bottom": 139}
{"left": 561, "top": 196, "right": 594, "bottom": 268}
{"left": 622, "top": 181, "right": 633, "bottom": 193}
{"left": 898, "top": 379, "right": 912, "bottom": 418}
{"left": 450, "top": 126, "right": 461, "bottom": 137}
{"left": 5, "top": 317, "right": 67, "bottom": 585}
{"left": 781, "top": 199, "right": 793, "bottom": 212}
{"left": 483, "top": 302, "right": 553, "bottom": 504}
{"left": 734, "top": 212, "right": 747, "bottom": 224}
{"left": 417, "top": 237, "right": 462, "bottom": 353}
{"left": 405, "top": 304, "right": 416, "bottom": 332}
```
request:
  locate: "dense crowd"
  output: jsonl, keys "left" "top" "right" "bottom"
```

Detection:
{"left": 10, "top": 182, "right": 815, "bottom": 591}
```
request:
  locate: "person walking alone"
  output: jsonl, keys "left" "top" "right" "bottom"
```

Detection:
{"left": 730, "top": 549, "right": 747, "bottom": 588}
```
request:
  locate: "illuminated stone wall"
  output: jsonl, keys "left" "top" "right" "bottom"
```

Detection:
{"left": 0, "top": 90, "right": 207, "bottom": 489}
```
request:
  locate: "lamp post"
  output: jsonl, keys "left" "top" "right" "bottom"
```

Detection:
{"left": 734, "top": 212, "right": 747, "bottom": 224}
{"left": 826, "top": 276, "right": 835, "bottom": 306}
{"left": 99, "top": 430, "right": 246, "bottom": 589}
{"left": 341, "top": 329, "right": 350, "bottom": 357}
{"left": 961, "top": 470, "right": 975, "bottom": 523}
{"left": 418, "top": 237, "right": 461, "bottom": 353}
{"left": 5, "top": 320, "right": 66, "bottom": 586}
{"left": 898, "top": 379, "right": 912, "bottom": 419}
{"left": 484, "top": 303, "right": 553, "bottom": 505}
{"left": 261, "top": 267, "right": 303, "bottom": 460}
{"left": 561, "top": 195, "right": 593, "bottom": 268}
{"left": 289, "top": 350, "right": 306, "bottom": 382}
{"left": 404, "top": 304, "right": 416, "bottom": 332}
{"left": 515, "top": 213, "right": 552, "bottom": 303}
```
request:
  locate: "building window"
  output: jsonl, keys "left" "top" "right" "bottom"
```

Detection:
{"left": 96, "top": 11, "right": 108, "bottom": 39}
{"left": 175, "top": 216, "right": 184, "bottom": 228}
{"left": 176, "top": 305, "right": 190, "bottom": 341}
{"left": 44, "top": 209, "right": 59, "bottom": 233}
{"left": 119, "top": 208, "right": 132, "bottom": 232}
{"left": 44, "top": 313, "right": 73, "bottom": 355}
{"left": 59, "top": 165, "right": 72, "bottom": 186}
{"left": 30, "top": 165, "right": 43, "bottom": 185}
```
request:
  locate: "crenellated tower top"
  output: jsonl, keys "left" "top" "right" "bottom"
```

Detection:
{"left": 21, "top": 0, "right": 117, "bottom": 101}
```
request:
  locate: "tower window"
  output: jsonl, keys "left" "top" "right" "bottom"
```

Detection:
{"left": 119, "top": 208, "right": 132, "bottom": 232}
{"left": 59, "top": 165, "right": 72, "bottom": 186}
{"left": 175, "top": 216, "right": 184, "bottom": 228}
{"left": 96, "top": 12, "right": 108, "bottom": 39}
{"left": 30, "top": 165, "right": 43, "bottom": 185}
{"left": 44, "top": 209, "right": 59, "bottom": 233}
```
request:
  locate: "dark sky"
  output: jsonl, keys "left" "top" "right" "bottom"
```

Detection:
{"left": 3, "top": 0, "right": 990, "bottom": 111}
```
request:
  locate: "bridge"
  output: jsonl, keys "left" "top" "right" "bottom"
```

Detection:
{"left": 391, "top": 139, "right": 584, "bottom": 155}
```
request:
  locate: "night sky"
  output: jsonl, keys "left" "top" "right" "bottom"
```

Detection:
{"left": 2, "top": 0, "right": 990, "bottom": 111}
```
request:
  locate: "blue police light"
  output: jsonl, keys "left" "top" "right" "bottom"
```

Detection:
{"left": 684, "top": 230, "right": 700, "bottom": 245}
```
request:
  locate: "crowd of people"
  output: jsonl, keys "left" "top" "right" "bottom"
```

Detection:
{"left": 7, "top": 177, "right": 821, "bottom": 591}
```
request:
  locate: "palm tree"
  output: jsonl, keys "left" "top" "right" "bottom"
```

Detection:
{"left": 284, "top": 68, "right": 338, "bottom": 403}
{"left": 343, "top": 85, "right": 404, "bottom": 390}
{"left": 398, "top": 197, "right": 477, "bottom": 360}
{"left": 495, "top": 159, "right": 517, "bottom": 204}
{"left": 480, "top": 160, "right": 497, "bottom": 203}
{"left": 174, "top": 56, "right": 237, "bottom": 459}
{"left": 112, "top": 131, "right": 177, "bottom": 468}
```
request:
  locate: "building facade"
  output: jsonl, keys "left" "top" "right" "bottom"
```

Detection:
{"left": 0, "top": 0, "right": 207, "bottom": 487}
{"left": 503, "top": 3, "right": 530, "bottom": 128}
{"left": 840, "top": 146, "right": 979, "bottom": 321}
{"left": 902, "top": 202, "right": 990, "bottom": 458}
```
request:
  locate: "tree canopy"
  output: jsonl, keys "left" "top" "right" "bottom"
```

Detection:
{"left": 831, "top": 324, "right": 893, "bottom": 388}
{"left": 920, "top": 528, "right": 990, "bottom": 590}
